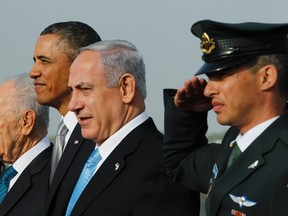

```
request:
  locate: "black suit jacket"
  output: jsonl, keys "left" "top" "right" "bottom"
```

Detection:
{"left": 0, "top": 144, "right": 52, "bottom": 216}
{"left": 46, "top": 118, "right": 199, "bottom": 216}
{"left": 163, "top": 89, "right": 288, "bottom": 216}
{"left": 44, "top": 123, "right": 95, "bottom": 215}
{"left": 269, "top": 166, "right": 288, "bottom": 215}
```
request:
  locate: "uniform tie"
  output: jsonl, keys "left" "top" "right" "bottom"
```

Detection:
{"left": 50, "top": 119, "right": 69, "bottom": 183}
{"left": 65, "top": 148, "right": 101, "bottom": 216}
{"left": 0, "top": 166, "right": 17, "bottom": 203}
{"left": 226, "top": 141, "right": 242, "bottom": 169}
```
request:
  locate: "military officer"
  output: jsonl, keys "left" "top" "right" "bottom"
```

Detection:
{"left": 269, "top": 166, "right": 288, "bottom": 215}
{"left": 163, "top": 20, "right": 288, "bottom": 215}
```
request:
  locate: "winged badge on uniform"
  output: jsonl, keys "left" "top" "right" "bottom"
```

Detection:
{"left": 229, "top": 194, "right": 257, "bottom": 208}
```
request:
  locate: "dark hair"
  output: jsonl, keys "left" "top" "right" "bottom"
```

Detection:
{"left": 41, "top": 21, "right": 101, "bottom": 61}
{"left": 244, "top": 54, "right": 288, "bottom": 100}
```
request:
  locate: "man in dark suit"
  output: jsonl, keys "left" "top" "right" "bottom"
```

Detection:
{"left": 45, "top": 40, "right": 198, "bottom": 216}
{"left": 0, "top": 73, "right": 51, "bottom": 215}
{"left": 163, "top": 20, "right": 288, "bottom": 216}
{"left": 29, "top": 21, "right": 102, "bottom": 212}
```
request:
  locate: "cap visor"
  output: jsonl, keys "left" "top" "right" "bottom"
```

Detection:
{"left": 195, "top": 56, "right": 254, "bottom": 76}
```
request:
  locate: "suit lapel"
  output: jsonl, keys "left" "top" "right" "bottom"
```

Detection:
{"left": 49, "top": 124, "right": 86, "bottom": 196}
{"left": 0, "top": 145, "right": 52, "bottom": 215}
{"left": 208, "top": 112, "right": 288, "bottom": 216}
{"left": 208, "top": 149, "right": 265, "bottom": 215}
{"left": 215, "top": 127, "right": 239, "bottom": 176}
{"left": 71, "top": 118, "right": 158, "bottom": 216}
{"left": 72, "top": 151, "right": 126, "bottom": 216}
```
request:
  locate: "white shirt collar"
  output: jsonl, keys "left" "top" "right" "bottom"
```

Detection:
{"left": 235, "top": 116, "right": 279, "bottom": 152}
{"left": 61, "top": 111, "right": 78, "bottom": 144}
{"left": 9, "top": 136, "right": 51, "bottom": 189}
{"left": 96, "top": 112, "right": 148, "bottom": 171}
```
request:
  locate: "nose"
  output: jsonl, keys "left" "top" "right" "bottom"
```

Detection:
{"left": 68, "top": 92, "right": 84, "bottom": 114}
{"left": 29, "top": 61, "right": 41, "bottom": 79}
{"left": 203, "top": 80, "right": 218, "bottom": 98}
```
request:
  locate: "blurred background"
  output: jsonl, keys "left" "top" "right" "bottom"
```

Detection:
{"left": 0, "top": 0, "right": 278, "bottom": 138}
{"left": 2, "top": 1, "right": 288, "bottom": 215}
{"left": 2, "top": 0, "right": 287, "bottom": 139}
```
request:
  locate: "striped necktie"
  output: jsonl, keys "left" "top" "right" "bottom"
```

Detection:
{"left": 50, "top": 119, "right": 69, "bottom": 183}
{"left": 0, "top": 166, "right": 17, "bottom": 203}
{"left": 65, "top": 148, "right": 101, "bottom": 216}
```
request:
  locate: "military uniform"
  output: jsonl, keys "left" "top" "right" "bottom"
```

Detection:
{"left": 269, "top": 166, "right": 288, "bottom": 215}
{"left": 163, "top": 20, "right": 288, "bottom": 216}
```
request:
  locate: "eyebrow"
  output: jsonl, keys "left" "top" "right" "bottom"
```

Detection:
{"left": 75, "top": 82, "right": 94, "bottom": 89}
{"left": 33, "top": 55, "right": 52, "bottom": 61}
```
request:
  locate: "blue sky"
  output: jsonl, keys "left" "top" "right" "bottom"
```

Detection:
{"left": 1, "top": 0, "right": 287, "bottom": 136}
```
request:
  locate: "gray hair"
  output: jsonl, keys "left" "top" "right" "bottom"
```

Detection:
{"left": 80, "top": 40, "right": 147, "bottom": 99}
{"left": 6, "top": 73, "right": 49, "bottom": 131}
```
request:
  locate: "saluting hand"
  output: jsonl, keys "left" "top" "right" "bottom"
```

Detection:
{"left": 174, "top": 76, "right": 212, "bottom": 112}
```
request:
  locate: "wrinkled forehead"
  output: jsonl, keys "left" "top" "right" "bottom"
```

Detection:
{"left": 69, "top": 51, "right": 105, "bottom": 85}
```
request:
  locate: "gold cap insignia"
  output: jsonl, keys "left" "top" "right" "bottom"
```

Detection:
{"left": 200, "top": 32, "right": 216, "bottom": 54}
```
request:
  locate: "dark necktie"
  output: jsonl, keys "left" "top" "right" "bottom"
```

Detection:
{"left": 226, "top": 141, "right": 242, "bottom": 169}
{"left": 0, "top": 166, "right": 17, "bottom": 203}
{"left": 50, "top": 119, "right": 69, "bottom": 183}
{"left": 65, "top": 148, "right": 101, "bottom": 216}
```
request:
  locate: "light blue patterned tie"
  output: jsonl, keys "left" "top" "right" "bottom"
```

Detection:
{"left": 0, "top": 166, "right": 17, "bottom": 203}
{"left": 65, "top": 148, "right": 101, "bottom": 216}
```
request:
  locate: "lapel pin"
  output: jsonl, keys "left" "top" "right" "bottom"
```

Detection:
{"left": 229, "top": 194, "right": 257, "bottom": 208}
{"left": 74, "top": 140, "right": 79, "bottom": 144}
{"left": 115, "top": 163, "right": 120, "bottom": 170}
{"left": 212, "top": 163, "right": 218, "bottom": 179}
{"left": 248, "top": 160, "right": 259, "bottom": 169}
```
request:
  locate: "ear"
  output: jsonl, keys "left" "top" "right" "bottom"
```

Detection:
{"left": 119, "top": 73, "right": 135, "bottom": 104}
{"left": 21, "top": 110, "right": 35, "bottom": 135}
{"left": 258, "top": 65, "right": 278, "bottom": 91}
